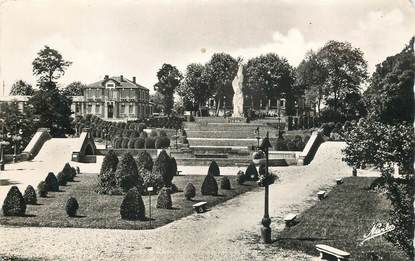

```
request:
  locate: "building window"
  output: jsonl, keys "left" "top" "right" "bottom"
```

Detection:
{"left": 121, "top": 89, "right": 126, "bottom": 99}
{"left": 120, "top": 104, "right": 125, "bottom": 114}
{"left": 130, "top": 89, "right": 135, "bottom": 99}
{"left": 106, "top": 83, "right": 114, "bottom": 88}
{"left": 95, "top": 104, "right": 100, "bottom": 114}
{"left": 129, "top": 104, "right": 133, "bottom": 114}
{"left": 87, "top": 104, "right": 92, "bottom": 113}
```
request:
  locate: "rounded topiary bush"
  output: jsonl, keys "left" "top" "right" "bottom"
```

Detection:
{"left": 97, "top": 169, "right": 117, "bottom": 194}
{"left": 120, "top": 187, "right": 145, "bottom": 220}
{"left": 220, "top": 176, "right": 231, "bottom": 190}
{"left": 145, "top": 137, "right": 155, "bottom": 149}
{"left": 155, "top": 136, "right": 170, "bottom": 149}
{"left": 245, "top": 162, "right": 258, "bottom": 181}
{"left": 184, "top": 183, "right": 196, "bottom": 200}
{"left": 62, "top": 163, "right": 75, "bottom": 182}
{"left": 23, "top": 185, "right": 37, "bottom": 205}
{"left": 140, "top": 131, "right": 148, "bottom": 139}
{"left": 65, "top": 197, "right": 79, "bottom": 217}
{"left": 150, "top": 129, "right": 158, "bottom": 137}
{"left": 134, "top": 138, "right": 145, "bottom": 149}
{"left": 45, "top": 172, "right": 59, "bottom": 192}
{"left": 275, "top": 138, "right": 288, "bottom": 151}
{"left": 137, "top": 151, "right": 154, "bottom": 171}
{"left": 37, "top": 181, "right": 48, "bottom": 198}
{"left": 138, "top": 123, "right": 147, "bottom": 133}
{"left": 159, "top": 130, "right": 167, "bottom": 137}
{"left": 208, "top": 160, "right": 220, "bottom": 176}
{"left": 156, "top": 187, "right": 172, "bottom": 209}
{"left": 128, "top": 138, "right": 136, "bottom": 149}
{"left": 236, "top": 170, "right": 245, "bottom": 185}
{"left": 115, "top": 153, "right": 143, "bottom": 193}
{"left": 100, "top": 150, "right": 119, "bottom": 176}
{"left": 201, "top": 174, "right": 218, "bottom": 196}
{"left": 121, "top": 137, "right": 129, "bottom": 149}
{"left": 2, "top": 186, "right": 26, "bottom": 216}
{"left": 57, "top": 171, "right": 67, "bottom": 186}
{"left": 141, "top": 168, "right": 163, "bottom": 194}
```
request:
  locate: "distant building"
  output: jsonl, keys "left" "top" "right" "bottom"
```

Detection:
{"left": 0, "top": 95, "right": 30, "bottom": 113}
{"left": 72, "top": 75, "right": 152, "bottom": 121}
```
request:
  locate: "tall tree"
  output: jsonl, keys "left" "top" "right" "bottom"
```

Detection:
{"left": 32, "top": 45, "right": 72, "bottom": 84}
{"left": 364, "top": 37, "right": 414, "bottom": 124}
{"left": 204, "top": 53, "right": 238, "bottom": 115}
{"left": 9, "top": 80, "right": 34, "bottom": 96}
{"left": 317, "top": 41, "right": 368, "bottom": 115}
{"left": 154, "top": 64, "right": 183, "bottom": 115}
{"left": 177, "top": 63, "right": 212, "bottom": 114}
{"left": 29, "top": 46, "right": 73, "bottom": 137}
{"left": 62, "top": 81, "right": 85, "bottom": 96}
{"left": 244, "top": 53, "right": 295, "bottom": 112}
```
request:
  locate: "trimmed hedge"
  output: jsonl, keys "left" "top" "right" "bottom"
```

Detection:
{"left": 208, "top": 160, "right": 220, "bottom": 176}
{"left": 100, "top": 150, "right": 119, "bottom": 176}
{"left": 145, "top": 137, "right": 155, "bottom": 149}
{"left": 201, "top": 174, "right": 218, "bottom": 196}
{"left": 155, "top": 136, "right": 170, "bottom": 149}
{"left": 66, "top": 197, "right": 79, "bottom": 217}
{"left": 62, "top": 163, "right": 75, "bottom": 182}
{"left": 2, "top": 186, "right": 26, "bottom": 216}
{"left": 115, "top": 153, "right": 143, "bottom": 193}
{"left": 184, "top": 183, "right": 196, "bottom": 200}
{"left": 45, "top": 172, "right": 59, "bottom": 192}
{"left": 120, "top": 187, "right": 146, "bottom": 220}
{"left": 141, "top": 168, "right": 163, "bottom": 194}
{"left": 156, "top": 187, "right": 172, "bottom": 209}
{"left": 97, "top": 169, "right": 117, "bottom": 194}
{"left": 220, "top": 176, "right": 231, "bottom": 190}
{"left": 37, "top": 181, "right": 48, "bottom": 198}
{"left": 57, "top": 171, "right": 67, "bottom": 186}
{"left": 134, "top": 138, "right": 145, "bottom": 149}
{"left": 137, "top": 151, "right": 154, "bottom": 171}
{"left": 153, "top": 150, "right": 175, "bottom": 187}
{"left": 23, "top": 185, "right": 37, "bottom": 205}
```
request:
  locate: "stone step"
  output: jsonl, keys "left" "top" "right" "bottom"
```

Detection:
{"left": 176, "top": 158, "right": 288, "bottom": 166}
{"left": 188, "top": 138, "right": 259, "bottom": 147}
{"left": 186, "top": 130, "right": 266, "bottom": 139}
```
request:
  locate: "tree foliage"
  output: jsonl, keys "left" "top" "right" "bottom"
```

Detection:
{"left": 32, "top": 45, "right": 72, "bottom": 83}
{"left": 364, "top": 37, "right": 414, "bottom": 124}
{"left": 9, "top": 80, "right": 34, "bottom": 96}
{"left": 63, "top": 81, "right": 85, "bottom": 96}
{"left": 154, "top": 63, "right": 183, "bottom": 115}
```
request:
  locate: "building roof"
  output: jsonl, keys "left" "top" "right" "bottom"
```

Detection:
{"left": 87, "top": 76, "right": 149, "bottom": 90}
{"left": 0, "top": 95, "right": 30, "bottom": 102}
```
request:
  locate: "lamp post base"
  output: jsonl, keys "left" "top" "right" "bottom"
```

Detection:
{"left": 260, "top": 226, "right": 272, "bottom": 244}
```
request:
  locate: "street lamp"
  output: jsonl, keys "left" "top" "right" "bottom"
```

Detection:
{"left": 254, "top": 126, "right": 261, "bottom": 148}
{"left": 258, "top": 132, "right": 273, "bottom": 244}
{"left": 12, "top": 130, "right": 23, "bottom": 163}
{"left": 223, "top": 95, "right": 226, "bottom": 118}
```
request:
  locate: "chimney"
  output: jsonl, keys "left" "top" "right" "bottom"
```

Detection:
{"left": 104, "top": 75, "right": 109, "bottom": 80}
{"left": 132, "top": 76, "right": 136, "bottom": 84}
{"left": 120, "top": 75, "right": 124, "bottom": 82}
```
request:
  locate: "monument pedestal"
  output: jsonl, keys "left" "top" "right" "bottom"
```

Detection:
{"left": 227, "top": 117, "right": 247, "bottom": 123}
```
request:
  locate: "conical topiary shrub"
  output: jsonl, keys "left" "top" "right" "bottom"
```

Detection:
{"left": 2, "top": 186, "right": 26, "bottom": 216}
{"left": 62, "top": 163, "right": 75, "bottom": 182}
{"left": 153, "top": 150, "right": 174, "bottom": 187}
{"left": 208, "top": 160, "right": 220, "bottom": 176}
{"left": 65, "top": 197, "right": 79, "bottom": 217}
{"left": 201, "top": 174, "right": 218, "bottom": 196}
{"left": 120, "top": 187, "right": 145, "bottom": 220}
{"left": 23, "top": 185, "right": 37, "bottom": 205}
{"left": 57, "top": 171, "right": 67, "bottom": 186}
{"left": 137, "top": 151, "right": 153, "bottom": 171}
{"left": 100, "top": 150, "right": 119, "bottom": 176}
{"left": 37, "top": 181, "right": 48, "bottom": 198}
{"left": 45, "top": 172, "right": 59, "bottom": 192}
{"left": 220, "top": 176, "right": 231, "bottom": 190}
{"left": 236, "top": 170, "right": 245, "bottom": 185}
{"left": 170, "top": 157, "right": 177, "bottom": 176}
{"left": 97, "top": 169, "right": 117, "bottom": 194}
{"left": 141, "top": 168, "right": 163, "bottom": 195}
{"left": 245, "top": 162, "right": 259, "bottom": 181}
{"left": 156, "top": 187, "right": 172, "bottom": 209}
{"left": 115, "top": 153, "right": 143, "bottom": 193}
{"left": 184, "top": 183, "right": 196, "bottom": 200}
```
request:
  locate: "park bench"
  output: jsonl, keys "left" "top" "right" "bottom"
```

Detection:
{"left": 315, "top": 244, "right": 350, "bottom": 261}
{"left": 317, "top": 190, "right": 326, "bottom": 200}
{"left": 336, "top": 178, "right": 343, "bottom": 185}
{"left": 193, "top": 201, "right": 207, "bottom": 213}
{"left": 284, "top": 213, "right": 297, "bottom": 227}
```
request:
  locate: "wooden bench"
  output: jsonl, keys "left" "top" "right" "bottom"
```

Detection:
{"left": 315, "top": 244, "right": 350, "bottom": 260}
{"left": 193, "top": 201, "right": 207, "bottom": 213}
{"left": 336, "top": 178, "right": 343, "bottom": 185}
{"left": 284, "top": 213, "right": 297, "bottom": 227}
{"left": 317, "top": 190, "right": 326, "bottom": 200}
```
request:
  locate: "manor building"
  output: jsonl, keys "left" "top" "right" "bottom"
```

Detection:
{"left": 72, "top": 75, "right": 152, "bottom": 121}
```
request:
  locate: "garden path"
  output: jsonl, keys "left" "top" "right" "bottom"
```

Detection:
{"left": 0, "top": 142, "right": 379, "bottom": 260}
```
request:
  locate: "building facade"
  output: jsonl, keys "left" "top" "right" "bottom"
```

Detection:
{"left": 72, "top": 75, "right": 152, "bottom": 121}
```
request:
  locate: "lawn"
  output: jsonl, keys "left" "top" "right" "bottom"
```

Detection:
{"left": 271, "top": 177, "right": 409, "bottom": 261}
{"left": 0, "top": 172, "right": 259, "bottom": 230}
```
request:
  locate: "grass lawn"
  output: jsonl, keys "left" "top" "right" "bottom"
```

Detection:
{"left": 0, "top": 173, "right": 259, "bottom": 230}
{"left": 271, "top": 177, "right": 409, "bottom": 261}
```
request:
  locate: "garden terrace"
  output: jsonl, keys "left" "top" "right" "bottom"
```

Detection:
{"left": 0, "top": 173, "right": 259, "bottom": 229}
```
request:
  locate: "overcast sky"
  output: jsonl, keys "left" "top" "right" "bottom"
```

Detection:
{"left": 0, "top": 0, "right": 414, "bottom": 94}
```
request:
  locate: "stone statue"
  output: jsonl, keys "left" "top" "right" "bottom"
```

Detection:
{"left": 232, "top": 62, "right": 244, "bottom": 118}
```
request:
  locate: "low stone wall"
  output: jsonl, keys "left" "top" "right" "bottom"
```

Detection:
{"left": 297, "top": 130, "right": 324, "bottom": 165}
{"left": 22, "top": 128, "right": 52, "bottom": 160}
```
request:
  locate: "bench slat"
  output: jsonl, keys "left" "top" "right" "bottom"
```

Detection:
{"left": 316, "top": 244, "right": 350, "bottom": 257}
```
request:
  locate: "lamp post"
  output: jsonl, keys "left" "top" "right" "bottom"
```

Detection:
{"left": 223, "top": 95, "right": 226, "bottom": 118}
{"left": 259, "top": 132, "right": 273, "bottom": 244}
{"left": 147, "top": 186, "right": 154, "bottom": 228}
{"left": 255, "top": 127, "right": 260, "bottom": 148}
{"left": 0, "top": 120, "right": 5, "bottom": 170}
{"left": 175, "top": 127, "right": 179, "bottom": 150}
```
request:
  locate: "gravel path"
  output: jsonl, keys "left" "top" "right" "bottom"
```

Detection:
{"left": 0, "top": 142, "right": 379, "bottom": 260}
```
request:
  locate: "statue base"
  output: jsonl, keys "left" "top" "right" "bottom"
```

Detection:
{"left": 227, "top": 117, "right": 246, "bottom": 123}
